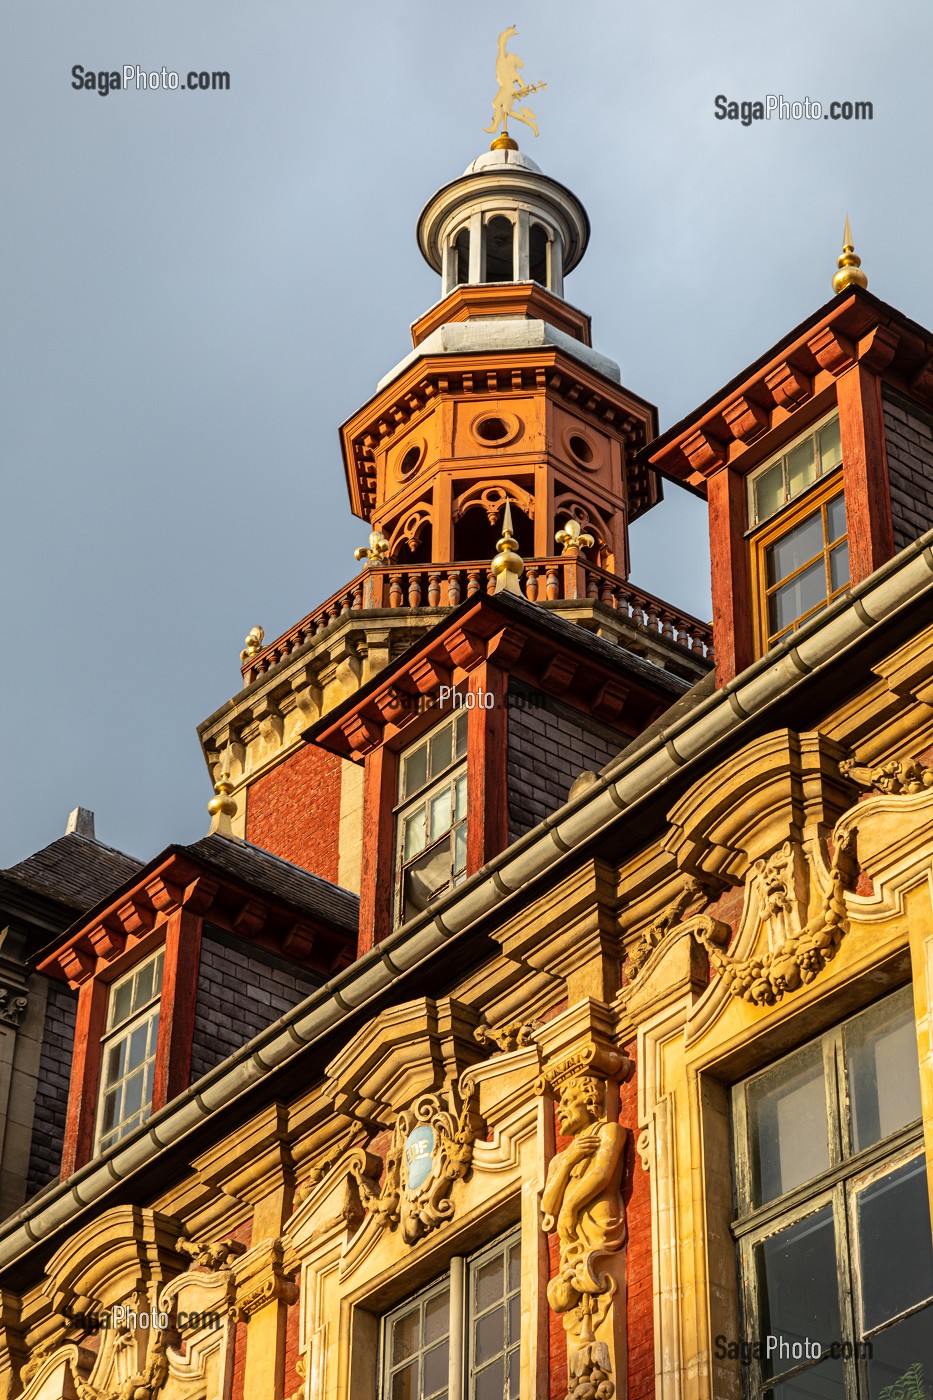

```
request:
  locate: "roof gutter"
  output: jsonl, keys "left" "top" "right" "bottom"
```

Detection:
{"left": 3, "top": 529, "right": 933, "bottom": 1273}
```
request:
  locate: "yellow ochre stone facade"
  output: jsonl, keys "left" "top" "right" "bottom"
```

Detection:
{"left": 5, "top": 607, "right": 933, "bottom": 1398}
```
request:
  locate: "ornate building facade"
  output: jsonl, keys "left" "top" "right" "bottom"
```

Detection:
{"left": 1, "top": 100, "right": 933, "bottom": 1400}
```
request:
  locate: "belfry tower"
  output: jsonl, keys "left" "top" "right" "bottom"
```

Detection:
{"left": 198, "top": 116, "right": 713, "bottom": 931}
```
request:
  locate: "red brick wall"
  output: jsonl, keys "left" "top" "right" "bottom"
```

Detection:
{"left": 622, "top": 1045, "right": 655, "bottom": 1400}
{"left": 246, "top": 744, "right": 343, "bottom": 882}
{"left": 229, "top": 1219, "right": 253, "bottom": 1400}
{"left": 283, "top": 1279, "right": 302, "bottom": 1398}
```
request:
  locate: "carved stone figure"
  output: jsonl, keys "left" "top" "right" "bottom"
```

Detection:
{"left": 540, "top": 1070, "right": 626, "bottom": 1319}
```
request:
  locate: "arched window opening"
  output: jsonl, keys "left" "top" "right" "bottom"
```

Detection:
{"left": 530, "top": 224, "right": 549, "bottom": 285}
{"left": 454, "top": 228, "right": 470, "bottom": 286}
{"left": 453, "top": 504, "right": 533, "bottom": 564}
{"left": 485, "top": 216, "right": 514, "bottom": 283}
{"left": 396, "top": 524, "right": 434, "bottom": 567}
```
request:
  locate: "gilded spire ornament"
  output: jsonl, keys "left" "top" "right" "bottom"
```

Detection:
{"left": 240, "top": 626, "right": 264, "bottom": 664}
{"left": 483, "top": 27, "right": 546, "bottom": 147}
{"left": 832, "top": 214, "right": 868, "bottom": 294}
{"left": 555, "top": 519, "right": 595, "bottom": 556}
{"left": 492, "top": 501, "right": 524, "bottom": 594}
{"left": 354, "top": 528, "right": 391, "bottom": 566}
{"left": 207, "top": 770, "right": 237, "bottom": 837}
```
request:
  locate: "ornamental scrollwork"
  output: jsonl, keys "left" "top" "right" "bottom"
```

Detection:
{"left": 474, "top": 1017, "right": 541, "bottom": 1052}
{"left": 0, "top": 984, "right": 28, "bottom": 1027}
{"left": 692, "top": 827, "right": 858, "bottom": 1006}
{"left": 627, "top": 874, "right": 712, "bottom": 979}
{"left": 349, "top": 1087, "right": 478, "bottom": 1245}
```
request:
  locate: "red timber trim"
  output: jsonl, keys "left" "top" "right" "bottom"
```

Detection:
{"left": 837, "top": 363, "right": 894, "bottom": 582}
{"left": 466, "top": 663, "right": 508, "bottom": 874}
{"left": 708, "top": 466, "right": 754, "bottom": 685}
{"left": 357, "top": 745, "right": 398, "bottom": 954}
{"left": 152, "top": 908, "right": 202, "bottom": 1109}
{"left": 61, "top": 978, "right": 109, "bottom": 1179}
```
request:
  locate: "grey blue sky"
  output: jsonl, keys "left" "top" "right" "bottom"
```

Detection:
{"left": 2, "top": 0, "right": 927, "bottom": 866}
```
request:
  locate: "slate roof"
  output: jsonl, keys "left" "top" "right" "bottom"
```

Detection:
{"left": 2, "top": 834, "right": 143, "bottom": 912}
{"left": 183, "top": 835, "right": 359, "bottom": 936}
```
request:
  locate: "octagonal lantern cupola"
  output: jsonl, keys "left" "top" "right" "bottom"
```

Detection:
{"left": 417, "top": 140, "right": 590, "bottom": 299}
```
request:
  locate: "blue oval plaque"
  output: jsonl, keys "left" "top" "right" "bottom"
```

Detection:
{"left": 404, "top": 1124, "right": 435, "bottom": 1192}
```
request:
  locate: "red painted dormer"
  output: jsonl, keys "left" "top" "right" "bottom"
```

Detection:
{"left": 37, "top": 837, "right": 357, "bottom": 1177}
{"left": 643, "top": 257, "right": 933, "bottom": 685}
{"left": 302, "top": 588, "right": 692, "bottom": 952}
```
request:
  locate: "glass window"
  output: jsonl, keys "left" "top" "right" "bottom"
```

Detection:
{"left": 732, "top": 988, "right": 931, "bottom": 1398}
{"left": 396, "top": 713, "right": 468, "bottom": 922}
{"left": 762, "top": 491, "right": 849, "bottom": 647}
{"left": 380, "top": 1231, "right": 520, "bottom": 1400}
{"left": 96, "top": 948, "right": 164, "bottom": 1152}
{"left": 749, "top": 413, "right": 843, "bottom": 526}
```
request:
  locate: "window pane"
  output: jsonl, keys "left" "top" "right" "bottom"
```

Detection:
{"left": 819, "top": 418, "right": 842, "bottom": 474}
{"left": 748, "top": 1044, "right": 829, "bottom": 1205}
{"left": 392, "top": 1309, "right": 421, "bottom": 1365}
{"left": 134, "top": 959, "right": 154, "bottom": 1009}
{"left": 474, "top": 1358, "right": 504, "bottom": 1400}
{"left": 403, "top": 808, "right": 427, "bottom": 861}
{"left": 826, "top": 492, "right": 846, "bottom": 543}
{"left": 508, "top": 1244, "right": 521, "bottom": 1295}
{"left": 424, "top": 1292, "right": 449, "bottom": 1345}
{"left": 769, "top": 560, "right": 827, "bottom": 635}
{"left": 423, "top": 1341, "right": 448, "bottom": 1397}
{"left": 106, "top": 1041, "right": 125, "bottom": 1083}
{"left": 403, "top": 743, "right": 428, "bottom": 800}
{"left": 454, "top": 711, "right": 467, "bottom": 760}
{"left": 111, "top": 979, "right": 133, "bottom": 1029}
{"left": 453, "top": 825, "right": 467, "bottom": 880}
{"left": 764, "top": 1355, "right": 846, "bottom": 1398}
{"left": 866, "top": 1305, "right": 933, "bottom": 1399}
{"left": 847, "top": 990, "right": 923, "bottom": 1154}
{"left": 755, "top": 462, "right": 786, "bottom": 522}
{"left": 391, "top": 1362, "right": 418, "bottom": 1400}
{"left": 100, "top": 1088, "right": 119, "bottom": 1135}
{"left": 454, "top": 773, "right": 467, "bottom": 821}
{"left": 857, "top": 1157, "right": 933, "bottom": 1332}
{"left": 429, "top": 725, "right": 452, "bottom": 778}
{"left": 768, "top": 511, "right": 824, "bottom": 585}
{"left": 128, "top": 1023, "right": 148, "bottom": 1070}
{"left": 829, "top": 543, "right": 849, "bottom": 594}
{"left": 122, "top": 1067, "right": 145, "bottom": 1123}
{"left": 787, "top": 437, "right": 818, "bottom": 498}
{"left": 756, "top": 1206, "right": 841, "bottom": 1378}
{"left": 507, "top": 1294, "right": 520, "bottom": 1344}
{"left": 403, "top": 840, "right": 453, "bottom": 916}
{"left": 430, "top": 788, "right": 452, "bottom": 838}
{"left": 475, "top": 1306, "right": 504, "bottom": 1363}
{"left": 474, "top": 1256, "right": 503, "bottom": 1311}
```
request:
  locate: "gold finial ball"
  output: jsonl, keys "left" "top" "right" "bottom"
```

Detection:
{"left": 208, "top": 773, "right": 237, "bottom": 820}
{"left": 490, "top": 133, "right": 519, "bottom": 152}
{"left": 832, "top": 215, "right": 868, "bottom": 294}
{"left": 240, "top": 626, "right": 264, "bottom": 664}
{"left": 492, "top": 502, "right": 525, "bottom": 594}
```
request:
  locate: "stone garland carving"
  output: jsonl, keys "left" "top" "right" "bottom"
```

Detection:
{"left": 537, "top": 1046, "right": 631, "bottom": 1400}
{"left": 840, "top": 754, "right": 933, "bottom": 794}
{"left": 349, "top": 1087, "right": 478, "bottom": 1245}
{"left": 175, "top": 1237, "right": 245, "bottom": 1271}
{"left": 627, "top": 874, "right": 712, "bottom": 978}
{"left": 474, "top": 1017, "right": 542, "bottom": 1052}
{"left": 748, "top": 841, "right": 805, "bottom": 948}
{"left": 692, "top": 828, "right": 858, "bottom": 1006}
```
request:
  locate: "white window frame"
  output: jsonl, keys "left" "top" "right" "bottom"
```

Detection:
{"left": 95, "top": 947, "right": 164, "bottom": 1152}
{"left": 394, "top": 711, "right": 468, "bottom": 924}
{"left": 379, "top": 1228, "right": 521, "bottom": 1400}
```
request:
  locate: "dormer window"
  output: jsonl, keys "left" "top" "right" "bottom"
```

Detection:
{"left": 396, "top": 712, "right": 468, "bottom": 922}
{"left": 95, "top": 948, "right": 164, "bottom": 1152}
{"left": 748, "top": 413, "right": 849, "bottom": 651}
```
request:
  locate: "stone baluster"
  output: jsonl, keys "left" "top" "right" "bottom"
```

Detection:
{"left": 525, "top": 565, "right": 539, "bottom": 602}
{"left": 546, "top": 567, "right": 560, "bottom": 601}
{"left": 466, "top": 569, "right": 482, "bottom": 597}
{"left": 447, "top": 570, "right": 461, "bottom": 606}
{"left": 408, "top": 574, "right": 423, "bottom": 608}
{"left": 427, "top": 572, "right": 441, "bottom": 607}
{"left": 389, "top": 573, "right": 404, "bottom": 608}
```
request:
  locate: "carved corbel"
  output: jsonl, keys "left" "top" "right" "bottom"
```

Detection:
{"left": 0, "top": 983, "right": 28, "bottom": 1026}
{"left": 840, "top": 754, "right": 933, "bottom": 794}
{"left": 232, "top": 1239, "right": 298, "bottom": 1321}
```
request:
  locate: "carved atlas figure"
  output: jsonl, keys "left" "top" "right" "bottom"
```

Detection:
{"left": 484, "top": 27, "right": 546, "bottom": 139}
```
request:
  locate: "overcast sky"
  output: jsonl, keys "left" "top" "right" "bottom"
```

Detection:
{"left": 2, "top": 0, "right": 929, "bottom": 868}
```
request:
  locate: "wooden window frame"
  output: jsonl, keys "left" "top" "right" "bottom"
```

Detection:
{"left": 731, "top": 987, "right": 929, "bottom": 1398}
{"left": 746, "top": 410, "right": 842, "bottom": 528}
{"left": 749, "top": 469, "right": 848, "bottom": 654}
{"left": 393, "top": 710, "right": 469, "bottom": 926}
{"left": 94, "top": 947, "right": 165, "bottom": 1153}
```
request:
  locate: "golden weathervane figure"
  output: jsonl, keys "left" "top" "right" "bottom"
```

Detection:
{"left": 484, "top": 26, "right": 546, "bottom": 141}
